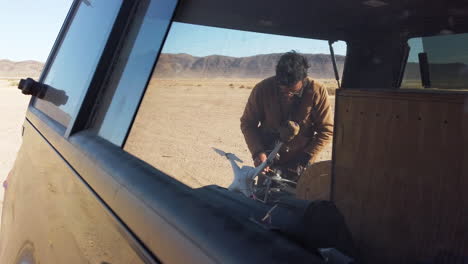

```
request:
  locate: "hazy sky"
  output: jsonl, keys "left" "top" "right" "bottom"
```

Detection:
{"left": 0, "top": 1, "right": 347, "bottom": 62}
{"left": 0, "top": 0, "right": 74, "bottom": 62}
{"left": 163, "top": 22, "right": 347, "bottom": 57}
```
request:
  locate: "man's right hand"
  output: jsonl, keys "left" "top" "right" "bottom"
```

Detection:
{"left": 254, "top": 152, "right": 269, "bottom": 172}
{"left": 278, "top": 120, "right": 300, "bottom": 142}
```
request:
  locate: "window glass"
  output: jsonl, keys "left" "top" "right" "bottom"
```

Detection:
{"left": 34, "top": 0, "right": 123, "bottom": 126}
{"left": 124, "top": 22, "right": 346, "bottom": 189}
{"left": 93, "top": 0, "right": 178, "bottom": 146}
{"left": 401, "top": 33, "right": 468, "bottom": 90}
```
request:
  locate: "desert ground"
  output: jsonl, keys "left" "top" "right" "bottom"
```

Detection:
{"left": 0, "top": 77, "right": 335, "bottom": 221}
{"left": 0, "top": 79, "right": 30, "bottom": 219}
{"left": 125, "top": 78, "right": 335, "bottom": 188}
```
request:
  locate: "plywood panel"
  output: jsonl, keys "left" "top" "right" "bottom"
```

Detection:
{"left": 332, "top": 89, "right": 468, "bottom": 263}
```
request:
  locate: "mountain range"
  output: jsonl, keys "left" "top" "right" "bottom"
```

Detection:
{"left": 0, "top": 59, "right": 44, "bottom": 78}
{"left": 3, "top": 54, "right": 466, "bottom": 89}
{"left": 0, "top": 53, "right": 345, "bottom": 79}
{"left": 153, "top": 53, "right": 345, "bottom": 79}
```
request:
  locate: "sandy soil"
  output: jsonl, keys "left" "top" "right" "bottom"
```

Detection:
{"left": 125, "top": 78, "right": 335, "bottom": 188}
{"left": 0, "top": 77, "right": 334, "bottom": 219}
{"left": 0, "top": 79, "right": 30, "bottom": 216}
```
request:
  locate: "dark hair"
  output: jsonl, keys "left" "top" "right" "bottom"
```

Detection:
{"left": 275, "top": 51, "right": 309, "bottom": 86}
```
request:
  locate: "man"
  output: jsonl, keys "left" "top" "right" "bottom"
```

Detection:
{"left": 240, "top": 51, "right": 333, "bottom": 181}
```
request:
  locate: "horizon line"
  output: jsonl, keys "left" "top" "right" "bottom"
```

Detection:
{"left": 1, "top": 52, "right": 346, "bottom": 64}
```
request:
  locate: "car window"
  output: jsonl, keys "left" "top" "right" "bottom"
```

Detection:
{"left": 122, "top": 21, "right": 346, "bottom": 189}
{"left": 34, "top": 0, "right": 123, "bottom": 127}
{"left": 91, "top": 0, "right": 178, "bottom": 146}
{"left": 401, "top": 33, "right": 468, "bottom": 90}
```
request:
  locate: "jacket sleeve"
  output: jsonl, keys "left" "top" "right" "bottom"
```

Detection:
{"left": 304, "top": 84, "right": 334, "bottom": 163}
{"left": 240, "top": 85, "right": 266, "bottom": 159}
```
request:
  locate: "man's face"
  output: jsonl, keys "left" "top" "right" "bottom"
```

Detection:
{"left": 279, "top": 80, "right": 303, "bottom": 99}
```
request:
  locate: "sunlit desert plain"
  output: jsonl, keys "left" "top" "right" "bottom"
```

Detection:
{"left": 125, "top": 78, "right": 335, "bottom": 188}
{"left": 0, "top": 79, "right": 30, "bottom": 215}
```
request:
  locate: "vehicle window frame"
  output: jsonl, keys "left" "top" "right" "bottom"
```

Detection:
{"left": 64, "top": 0, "right": 149, "bottom": 138}
{"left": 28, "top": 0, "right": 79, "bottom": 131}
{"left": 30, "top": 0, "right": 137, "bottom": 138}
{"left": 36, "top": 0, "right": 79, "bottom": 85}
{"left": 87, "top": 0, "right": 181, "bottom": 147}
{"left": 401, "top": 33, "right": 468, "bottom": 91}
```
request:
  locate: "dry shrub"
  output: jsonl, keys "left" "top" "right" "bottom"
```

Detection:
{"left": 239, "top": 85, "right": 245, "bottom": 88}
{"left": 9, "top": 80, "right": 19, "bottom": 87}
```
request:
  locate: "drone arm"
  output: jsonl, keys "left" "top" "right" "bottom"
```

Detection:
{"left": 251, "top": 141, "right": 283, "bottom": 178}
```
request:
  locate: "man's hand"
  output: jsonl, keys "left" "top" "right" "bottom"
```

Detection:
{"left": 278, "top": 120, "right": 300, "bottom": 142}
{"left": 254, "top": 152, "right": 269, "bottom": 172}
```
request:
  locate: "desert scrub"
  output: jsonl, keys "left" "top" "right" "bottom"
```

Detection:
{"left": 9, "top": 79, "right": 19, "bottom": 87}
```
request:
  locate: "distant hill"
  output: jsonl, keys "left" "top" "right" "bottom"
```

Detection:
{"left": 0, "top": 59, "right": 44, "bottom": 78}
{"left": 403, "top": 62, "right": 468, "bottom": 89}
{"left": 153, "top": 53, "right": 346, "bottom": 79}
{"left": 1, "top": 52, "right": 346, "bottom": 80}
{"left": 4, "top": 55, "right": 466, "bottom": 88}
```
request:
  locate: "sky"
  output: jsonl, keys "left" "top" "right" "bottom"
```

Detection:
{"left": 0, "top": 0, "right": 74, "bottom": 62}
{"left": 0, "top": 0, "right": 346, "bottom": 63}
{"left": 163, "top": 22, "right": 347, "bottom": 57}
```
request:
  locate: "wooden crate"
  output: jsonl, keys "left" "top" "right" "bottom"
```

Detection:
{"left": 332, "top": 89, "right": 468, "bottom": 263}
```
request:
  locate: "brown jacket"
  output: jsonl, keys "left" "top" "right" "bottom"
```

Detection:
{"left": 240, "top": 76, "right": 333, "bottom": 165}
